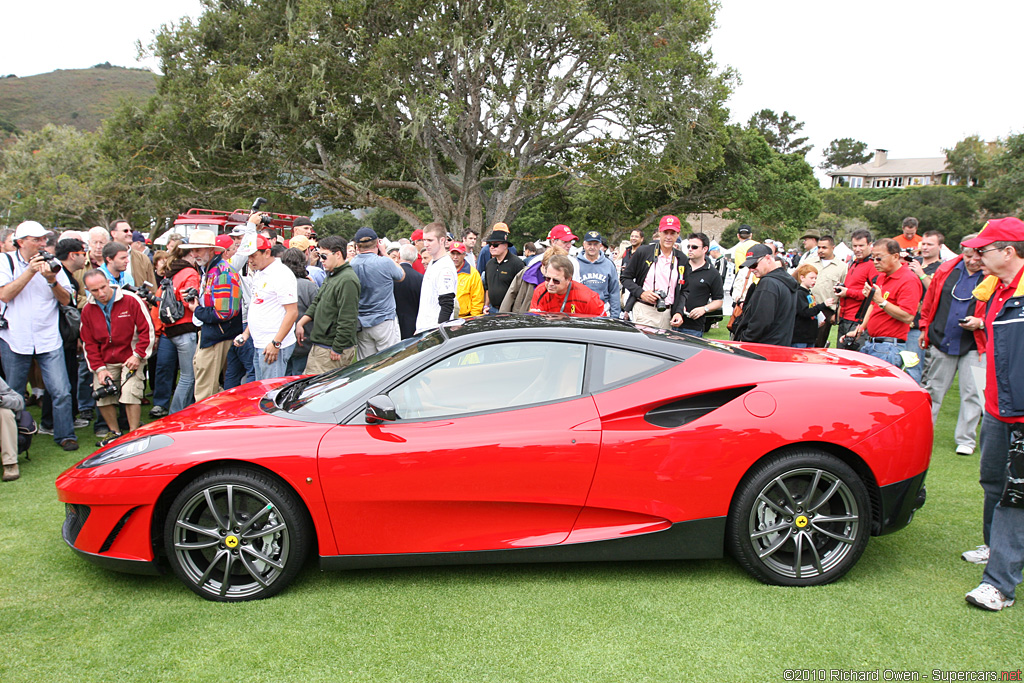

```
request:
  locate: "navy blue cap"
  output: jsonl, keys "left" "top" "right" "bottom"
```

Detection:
{"left": 583, "top": 230, "right": 602, "bottom": 243}
{"left": 354, "top": 227, "right": 378, "bottom": 243}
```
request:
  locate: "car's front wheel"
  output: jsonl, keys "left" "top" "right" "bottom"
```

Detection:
{"left": 164, "top": 468, "right": 311, "bottom": 601}
{"left": 727, "top": 451, "right": 870, "bottom": 586}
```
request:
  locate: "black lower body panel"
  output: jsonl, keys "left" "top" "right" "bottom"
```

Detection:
{"left": 321, "top": 517, "right": 726, "bottom": 571}
{"left": 877, "top": 470, "right": 927, "bottom": 535}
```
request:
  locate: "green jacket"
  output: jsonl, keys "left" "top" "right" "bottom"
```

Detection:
{"left": 304, "top": 262, "right": 360, "bottom": 354}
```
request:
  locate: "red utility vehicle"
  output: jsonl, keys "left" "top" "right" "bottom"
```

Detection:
{"left": 156, "top": 208, "right": 299, "bottom": 246}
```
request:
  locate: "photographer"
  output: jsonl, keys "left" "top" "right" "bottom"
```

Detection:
{"left": 151, "top": 242, "right": 201, "bottom": 416}
{"left": 80, "top": 270, "right": 155, "bottom": 446}
{"left": 0, "top": 221, "right": 78, "bottom": 451}
{"left": 620, "top": 215, "right": 686, "bottom": 329}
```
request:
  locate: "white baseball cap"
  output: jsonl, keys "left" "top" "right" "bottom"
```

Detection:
{"left": 14, "top": 221, "right": 48, "bottom": 239}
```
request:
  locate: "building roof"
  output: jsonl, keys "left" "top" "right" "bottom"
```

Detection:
{"left": 828, "top": 156, "right": 948, "bottom": 178}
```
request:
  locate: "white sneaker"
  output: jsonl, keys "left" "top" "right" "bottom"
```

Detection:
{"left": 961, "top": 544, "right": 990, "bottom": 564}
{"left": 955, "top": 444, "right": 974, "bottom": 455}
{"left": 965, "top": 583, "right": 1014, "bottom": 611}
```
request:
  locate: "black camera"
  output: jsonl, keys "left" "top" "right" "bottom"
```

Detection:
{"left": 654, "top": 290, "right": 668, "bottom": 313}
{"left": 123, "top": 282, "right": 159, "bottom": 308}
{"left": 834, "top": 285, "right": 843, "bottom": 294}
{"left": 181, "top": 287, "right": 199, "bottom": 303}
{"left": 92, "top": 377, "right": 118, "bottom": 401}
{"left": 837, "top": 333, "right": 863, "bottom": 352}
{"left": 37, "top": 250, "right": 61, "bottom": 273}
{"left": 250, "top": 197, "right": 271, "bottom": 225}
{"left": 902, "top": 249, "right": 915, "bottom": 262}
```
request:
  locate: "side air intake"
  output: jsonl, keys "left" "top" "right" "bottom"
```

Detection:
{"left": 645, "top": 387, "right": 754, "bottom": 428}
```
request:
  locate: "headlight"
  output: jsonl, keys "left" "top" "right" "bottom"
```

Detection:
{"left": 77, "top": 434, "right": 175, "bottom": 469}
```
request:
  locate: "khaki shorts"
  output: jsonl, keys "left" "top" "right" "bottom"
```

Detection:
{"left": 304, "top": 345, "right": 356, "bottom": 375}
{"left": 93, "top": 363, "right": 145, "bottom": 407}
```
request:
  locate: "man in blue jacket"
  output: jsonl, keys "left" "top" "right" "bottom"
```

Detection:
{"left": 960, "top": 218, "right": 1024, "bottom": 612}
{"left": 577, "top": 231, "right": 620, "bottom": 318}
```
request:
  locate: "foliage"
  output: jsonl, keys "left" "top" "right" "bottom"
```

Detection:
{"left": 145, "top": 0, "right": 734, "bottom": 234}
{"left": 720, "top": 126, "right": 822, "bottom": 243}
{"left": 746, "top": 109, "right": 812, "bottom": 157}
{"left": 978, "top": 133, "right": 1024, "bottom": 215}
{"left": 944, "top": 135, "right": 996, "bottom": 188}
{"left": 820, "top": 187, "right": 867, "bottom": 218}
{"left": 0, "top": 124, "right": 109, "bottom": 227}
{"left": 819, "top": 138, "right": 872, "bottom": 170}
{"left": 863, "top": 186, "right": 980, "bottom": 244}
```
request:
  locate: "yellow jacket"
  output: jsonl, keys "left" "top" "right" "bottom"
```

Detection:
{"left": 456, "top": 267, "right": 484, "bottom": 317}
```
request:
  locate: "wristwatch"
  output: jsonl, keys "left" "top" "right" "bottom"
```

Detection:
{"left": 272, "top": 340, "right": 282, "bottom": 349}
{"left": 878, "top": 300, "right": 888, "bottom": 309}
{"left": 49, "top": 280, "right": 59, "bottom": 288}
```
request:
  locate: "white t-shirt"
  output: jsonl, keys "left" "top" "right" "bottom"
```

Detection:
{"left": 415, "top": 254, "right": 458, "bottom": 334}
{"left": 248, "top": 258, "right": 298, "bottom": 348}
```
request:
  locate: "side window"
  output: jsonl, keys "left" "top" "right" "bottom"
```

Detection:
{"left": 592, "top": 347, "right": 671, "bottom": 392}
{"left": 390, "top": 341, "right": 586, "bottom": 420}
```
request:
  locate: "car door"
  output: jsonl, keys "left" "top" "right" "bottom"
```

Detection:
{"left": 317, "top": 340, "right": 601, "bottom": 555}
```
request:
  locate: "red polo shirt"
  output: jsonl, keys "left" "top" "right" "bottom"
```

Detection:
{"left": 865, "top": 263, "right": 922, "bottom": 340}
{"left": 838, "top": 257, "right": 876, "bottom": 321}
{"left": 983, "top": 266, "right": 1024, "bottom": 423}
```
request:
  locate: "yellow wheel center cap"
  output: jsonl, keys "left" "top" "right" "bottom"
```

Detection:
{"left": 225, "top": 535, "right": 239, "bottom": 549}
{"left": 795, "top": 515, "right": 809, "bottom": 528}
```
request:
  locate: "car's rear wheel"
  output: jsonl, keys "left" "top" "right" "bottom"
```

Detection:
{"left": 727, "top": 451, "right": 870, "bottom": 586}
{"left": 164, "top": 468, "right": 311, "bottom": 601}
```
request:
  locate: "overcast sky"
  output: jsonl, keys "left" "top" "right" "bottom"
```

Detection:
{"left": 3, "top": 1, "right": 1021, "bottom": 186}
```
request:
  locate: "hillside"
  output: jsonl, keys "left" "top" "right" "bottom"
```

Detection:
{"left": 0, "top": 65, "right": 158, "bottom": 134}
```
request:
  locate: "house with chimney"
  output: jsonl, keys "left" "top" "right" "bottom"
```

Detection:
{"left": 828, "top": 149, "right": 950, "bottom": 189}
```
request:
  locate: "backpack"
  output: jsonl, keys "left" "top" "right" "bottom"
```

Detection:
{"left": 158, "top": 277, "right": 186, "bottom": 324}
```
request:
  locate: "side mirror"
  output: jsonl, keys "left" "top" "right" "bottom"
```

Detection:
{"left": 365, "top": 394, "right": 398, "bottom": 424}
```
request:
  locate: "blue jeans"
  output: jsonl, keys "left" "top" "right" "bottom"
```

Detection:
{"left": 78, "top": 354, "right": 95, "bottom": 414}
{"left": 253, "top": 343, "right": 294, "bottom": 381}
{"left": 168, "top": 332, "right": 197, "bottom": 413}
{"left": 860, "top": 339, "right": 905, "bottom": 370}
{"left": 152, "top": 336, "right": 176, "bottom": 411}
{"left": 224, "top": 336, "right": 255, "bottom": 389}
{"left": 286, "top": 352, "right": 309, "bottom": 377}
{"left": 978, "top": 414, "right": 1024, "bottom": 599}
{"left": 0, "top": 338, "right": 74, "bottom": 444}
{"left": 904, "top": 328, "right": 924, "bottom": 385}
{"left": 673, "top": 327, "right": 704, "bottom": 338}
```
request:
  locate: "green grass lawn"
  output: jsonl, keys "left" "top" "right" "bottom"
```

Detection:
{"left": 1, "top": 354, "right": 1020, "bottom": 682}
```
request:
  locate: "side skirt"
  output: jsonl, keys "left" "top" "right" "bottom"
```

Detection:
{"left": 320, "top": 517, "right": 726, "bottom": 571}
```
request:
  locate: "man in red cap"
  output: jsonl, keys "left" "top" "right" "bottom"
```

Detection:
{"left": 410, "top": 229, "right": 426, "bottom": 274}
{"left": 619, "top": 215, "right": 686, "bottom": 329}
{"left": 546, "top": 224, "right": 582, "bottom": 282}
{"left": 958, "top": 218, "right": 1024, "bottom": 611}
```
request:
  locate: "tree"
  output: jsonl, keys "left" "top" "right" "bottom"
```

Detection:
{"left": 144, "top": 0, "right": 733, "bottom": 236}
{"left": 944, "top": 135, "right": 995, "bottom": 187}
{"left": 819, "top": 138, "right": 872, "bottom": 171}
{"left": 746, "top": 109, "right": 812, "bottom": 157}
{"left": 720, "top": 126, "right": 822, "bottom": 242}
{"left": 0, "top": 125, "right": 107, "bottom": 226}
{"left": 980, "top": 133, "right": 1024, "bottom": 215}
{"left": 863, "top": 186, "right": 979, "bottom": 245}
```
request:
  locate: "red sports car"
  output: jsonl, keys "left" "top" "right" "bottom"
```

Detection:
{"left": 57, "top": 315, "right": 931, "bottom": 601}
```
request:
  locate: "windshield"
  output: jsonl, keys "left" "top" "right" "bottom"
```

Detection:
{"left": 278, "top": 331, "right": 444, "bottom": 415}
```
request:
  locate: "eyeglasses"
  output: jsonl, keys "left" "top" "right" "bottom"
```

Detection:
{"left": 544, "top": 276, "right": 564, "bottom": 285}
{"left": 686, "top": 245, "right": 702, "bottom": 250}
{"left": 869, "top": 256, "right": 886, "bottom": 262}
{"left": 977, "top": 246, "right": 1005, "bottom": 255}
{"left": 317, "top": 251, "right": 331, "bottom": 259}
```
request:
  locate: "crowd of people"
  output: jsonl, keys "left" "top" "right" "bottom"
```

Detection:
{"left": 0, "top": 209, "right": 1022, "bottom": 613}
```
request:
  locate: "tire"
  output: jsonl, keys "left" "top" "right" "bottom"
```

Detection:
{"left": 727, "top": 450, "right": 871, "bottom": 587}
{"left": 164, "top": 467, "right": 312, "bottom": 602}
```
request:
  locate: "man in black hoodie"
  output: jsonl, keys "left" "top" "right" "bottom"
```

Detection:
{"left": 733, "top": 244, "right": 798, "bottom": 346}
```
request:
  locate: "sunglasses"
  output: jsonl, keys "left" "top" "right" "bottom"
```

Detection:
{"left": 686, "top": 244, "right": 703, "bottom": 250}
{"left": 544, "top": 276, "right": 564, "bottom": 285}
{"left": 977, "top": 246, "right": 1005, "bottom": 255}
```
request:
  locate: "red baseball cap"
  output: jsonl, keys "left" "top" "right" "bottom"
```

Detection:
{"left": 548, "top": 224, "right": 578, "bottom": 242}
{"left": 961, "top": 218, "right": 1024, "bottom": 248}
{"left": 215, "top": 234, "right": 234, "bottom": 250}
{"left": 448, "top": 241, "right": 467, "bottom": 254}
{"left": 658, "top": 215, "right": 682, "bottom": 233}
{"left": 410, "top": 229, "right": 424, "bottom": 241}
{"left": 255, "top": 235, "right": 273, "bottom": 251}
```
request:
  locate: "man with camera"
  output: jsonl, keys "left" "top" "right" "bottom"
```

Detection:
{"left": 234, "top": 235, "right": 298, "bottom": 380}
{"left": 80, "top": 270, "right": 154, "bottom": 446}
{"left": 0, "top": 221, "right": 79, "bottom": 451}
{"left": 621, "top": 215, "right": 687, "bottom": 329}
{"left": 840, "top": 239, "right": 923, "bottom": 370}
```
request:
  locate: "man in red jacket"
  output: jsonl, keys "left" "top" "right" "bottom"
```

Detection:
{"left": 529, "top": 254, "right": 604, "bottom": 317}
{"left": 81, "top": 270, "right": 155, "bottom": 446}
